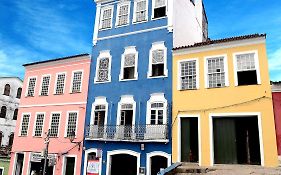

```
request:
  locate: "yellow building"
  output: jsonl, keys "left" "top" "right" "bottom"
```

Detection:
{"left": 172, "top": 34, "right": 278, "bottom": 167}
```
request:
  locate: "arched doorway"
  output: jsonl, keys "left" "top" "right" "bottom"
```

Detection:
{"left": 147, "top": 152, "right": 171, "bottom": 175}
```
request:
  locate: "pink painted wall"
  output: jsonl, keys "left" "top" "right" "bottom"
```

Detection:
{"left": 273, "top": 92, "right": 281, "bottom": 155}
{"left": 9, "top": 56, "right": 91, "bottom": 175}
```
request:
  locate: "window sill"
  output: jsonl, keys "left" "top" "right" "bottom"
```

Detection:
{"left": 54, "top": 93, "right": 64, "bottom": 95}
{"left": 179, "top": 88, "right": 199, "bottom": 91}
{"left": 236, "top": 83, "right": 260, "bottom": 87}
{"left": 115, "top": 23, "right": 130, "bottom": 28}
{"left": 25, "top": 95, "right": 35, "bottom": 98}
{"left": 99, "top": 27, "right": 112, "bottom": 31}
{"left": 70, "top": 91, "right": 82, "bottom": 94}
{"left": 33, "top": 136, "right": 43, "bottom": 138}
{"left": 132, "top": 20, "right": 148, "bottom": 25}
{"left": 147, "top": 75, "right": 168, "bottom": 79}
{"left": 94, "top": 80, "right": 111, "bottom": 84}
{"left": 119, "top": 78, "right": 138, "bottom": 82}
{"left": 151, "top": 16, "right": 167, "bottom": 21}
{"left": 39, "top": 94, "right": 49, "bottom": 97}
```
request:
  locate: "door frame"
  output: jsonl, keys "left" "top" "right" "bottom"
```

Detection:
{"left": 146, "top": 151, "right": 171, "bottom": 175}
{"left": 62, "top": 155, "right": 77, "bottom": 175}
{"left": 177, "top": 114, "right": 201, "bottom": 165}
{"left": 83, "top": 148, "right": 103, "bottom": 175}
{"left": 209, "top": 112, "right": 264, "bottom": 166}
{"left": 11, "top": 152, "right": 26, "bottom": 175}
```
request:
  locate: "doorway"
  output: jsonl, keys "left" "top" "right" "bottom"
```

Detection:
{"left": 29, "top": 160, "right": 54, "bottom": 175}
{"left": 150, "top": 156, "right": 167, "bottom": 175}
{"left": 120, "top": 108, "right": 133, "bottom": 139}
{"left": 14, "top": 153, "right": 24, "bottom": 175}
{"left": 110, "top": 154, "right": 137, "bottom": 175}
{"left": 64, "top": 157, "right": 75, "bottom": 175}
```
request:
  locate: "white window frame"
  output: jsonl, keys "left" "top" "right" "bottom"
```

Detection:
{"left": 25, "top": 76, "right": 37, "bottom": 97}
{"left": 117, "top": 95, "right": 136, "bottom": 126}
{"left": 70, "top": 70, "right": 84, "bottom": 93}
{"left": 54, "top": 72, "right": 66, "bottom": 95}
{"left": 115, "top": 1, "right": 131, "bottom": 27}
{"left": 146, "top": 93, "right": 167, "bottom": 125}
{"left": 48, "top": 112, "right": 62, "bottom": 138}
{"left": 94, "top": 50, "right": 112, "bottom": 84}
{"left": 83, "top": 148, "right": 103, "bottom": 175}
{"left": 90, "top": 97, "right": 108, "bottom": 126}
{"left": 204, "top": 54, "right": 229, "bottom": 88}
{"left": 233, "top": 50, "right": 261, "bottom": 86}
{"left": 32, "top": 112, "right": 46, "bottom": 137}
{"left": 133, "top": 0, "right": 148, "bottom": 24}
{"left": 177, "top": 58, "right": 199, "bottom": 90}
{"left": 62, "top": 155, "right": 77, "bottom": 175}
{"left": 64, "top": 111, "right": 79, "bottom": 138}
{"left": 146, "top": 151, "right": 171, "bottom": 175}
{"left": 39, "top": 74, "right": 51, "bottom": 96}
{"left": 147, "top": 41, "right": 168, "bottom": 78}
{"left": 151, "top": 0, "right": 168, "bottom": 20}
{"left": 119, "top": 46, "right": 139, "bottom": 81}
{"left": 99, "top": 5, "right": 114, "bottom": 30}
{"left": 19, "top": 113, "right": 31, "bottom": 137}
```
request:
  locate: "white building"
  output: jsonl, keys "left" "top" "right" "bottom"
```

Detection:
{"left": 0, "top": 77, "right": 22, "bottom": 154}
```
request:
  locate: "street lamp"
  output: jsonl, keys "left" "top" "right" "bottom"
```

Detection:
{"left": 68, "top": 131, "right": 81, "bottom": 150}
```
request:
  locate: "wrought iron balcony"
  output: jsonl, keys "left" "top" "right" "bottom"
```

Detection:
{"left": 85, "top": 124, "right": 168, "bottom": 142}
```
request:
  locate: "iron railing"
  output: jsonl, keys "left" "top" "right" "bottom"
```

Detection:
{"left": 86, "top": 124, "right": 168, "bottom": 141}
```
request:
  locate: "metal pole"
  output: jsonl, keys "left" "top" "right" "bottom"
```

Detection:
{"left": 43, "top": 129, "right": 50, "bottom": 175}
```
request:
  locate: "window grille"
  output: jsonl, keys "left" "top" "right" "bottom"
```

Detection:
{"left": 151, "top": 49, "right": 165, "bottom": 76}
{"left": 122, "top": 54, "right": 136, "bottom": 80}
{"left": 155, "top": 0, "right": 165, "bottom": 8}
{"left": 121, "top": 104, "right": 133, "bottom": 110}
{"left": 20, "top": 114, "right": 30, "bottom": 136}
{"left": 40, "top": 76, "right": 50, "bottom": 96}
{"left": 237, "top": 53, "right": 255, "bottom": 71}
{"left": 34, "top": 114, "right": 44, "bottom": 137}
{"left": 136, "top": 0, "right": 147, "bottom": 22}
{"left": 207, "top": 57, "right": 225, "bottom": 88}
{"left": 101, "top": 8, "right": 112, "bottom": 29}
{"left": 118, "top": 4, "right": 129, "bottom": 26}
{"left": 72, "top": 71, "right": 82, "bottom": 93}
{"left": 151, "top": 102, "right": 164, "bottom": 125}
{"left": 66, "top": 112, "right": 78, "bottom": 137}
{"left": 49, "top": 113, "right": 60, "bottom": 137}
{"left": 97, "top": 58, "right": 109, "bottom": 82}
{"left": 180, "top": 61, "right": 197, "bottom": 90}
{"left": 27, "top": 77, "right": 36, "bottom": 97}
{"left": 55, "top": 74, "right": 65, "bottom": 94}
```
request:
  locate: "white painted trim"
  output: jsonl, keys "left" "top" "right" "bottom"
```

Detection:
{"left": 19, "top": 101, "right": 87, "bottom": 108}
{"left": 208, "top": 112, "right": 264, "bottom": 166}
{"left": 25, "top": 76, "right": 37, "bottom": 97}
{"left": 39, "top": 74, "right": 51, "bottom": 96}
{"left": 93, "top": 4, "right": 101, "bottom": 45}
{"left": 0, "top": 167, "right": 4, "bottom": 175}
{"left": 106, "top": 149, "right": 140, "bottom": 175}
{"left": 94, "top": 50, "right": 112, "bottom": 84}
{"left": 69, "top": 70, "right": 84, "bottom": 93}
{"left": 11, "top": 152, "right": 26, "bottom": 175}
{"left": 133, "top": 0, "right": 148, "bottom": 24}
{"left": 151, "top": 0, "right": 168, "bottom": 20}
{"left": 115, "top": 1, "right": 131, "bottom": 27}
{"left": 64, "top": 111, "right": 79, "bottom": 138}
{"left": 146, "top": 93, "right": 167, "bottom": 125}
{"left": 83, "top": 148, "right": 103, "bottom": 175}
{"left": 177, "top": 58, "right": 199, "bottom": 91}
{"left": 177, "top": 114, "right": 202, "bottom": 166}
{"left": 119, "top": 46, "right": 139, "bottom": 81}
{"left": 146, "top": 151, "right": 171, "bottom": 175}
{"left": 61, "top": 155, "right": 77, "bottom": 175}
{"left": 49, "top": 112, "right": 62, "bottom": 138}
{"left": 99, "top": 5, "right": 114, "bottom": 30}
{"left": 167, "top": 0, "right": 173, "bottom": 32}
{"left": 32, "top": 112, "right": 46, "bottom": 137}
{"left": 117, "top": 95, "right": 136, "bottom": 125}
{"left": 18, "top": 112, "right": 31, "bottom": 137}
{"left": 233, "top": 50, "right": 261, "bottom": 86}
{"left": 53, "top": 72, "right": 67, "bottom": 95}
{"left": 25, "top": 152, "right": 31, "bottom": 175}
{"left": 90, "top": 97, "right": 108, "bottom": 126}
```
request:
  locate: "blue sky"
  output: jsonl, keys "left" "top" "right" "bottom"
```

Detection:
{"left": 0, "top": 0, "right": 280, "bottom": 80}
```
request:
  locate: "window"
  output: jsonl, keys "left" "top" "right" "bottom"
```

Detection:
{"left": 0, "top": 106, "right": 6, "bottom": 118}
{"left": 179, "top": 59, "right": 199, "bottom": 90}
{"left": 146, "top": 93, "right": 167, "bottom": 125}
{"left": 234, "top": 52, "right": 260, "bottom": 86}
{"left": 3, "top": 84, "right": 10, "bottom": 96}
{"left": 20, "top": 114, "right": 30, "bottom": 136}
{"left": 206, "top": 56, "right": 228, "bottom": 88}
{"left": 27, "top": 77, "right": 36, "bottom": 97}
{"left": 150, "top": 103, "right": 164, "bottom": 124}
{"left": 55, "top": 73, "right": 66, "bottom": 94}
{"left": 16, "top": 88, "right": 22, "bottom": 98}
{"left": 71, "top": 71, "right": 83, "bottom": 93}
{"left": 49, "top": 113, "right": 60, "bottom": 137}
{"left": 116, "top": 2, "right": 130, "bottom": 26}
{"left": 148, "top": 42, "right": 167, "bottom": 78}
{"left": 34, "top": 113, "right": 45, "bottom": 137}
{"left": 100, "top": 6, "right": 113, "bottom": 29}
{"left": 13, "top": 109, "right": 18, "bottom": 120}
{"left": 134, "top": 0, "right": 147, "bottom": 23}
{"left": 93, "top": 105, "right": 106, "bottom": 126}
{"left": 120, "top": 47, "right": 138, "bottom": 81}
{"left": 152, "top": 0, "right": 167, "bottom": 19}
{"left": 8, "top": 133, "right": 14, "bottom": 147}
{"left": 40, "top": 75, "right": 50, "bottom": 96}
{"left": 66, "top": 112, "right": 78, "bottom": 137}
{"left": 95, "top": 51, "right": 112, "bottom": 83}
{"left": 117, "top": 95, "right": 136, "bottom": 126}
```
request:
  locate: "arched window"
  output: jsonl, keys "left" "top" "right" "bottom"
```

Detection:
{"left": 16, "top": 88, "right": 22, "bottom": 98}
{"left": 8, "top": 133, "right": 14, "bottom": 147}
{"left": 3, "top": 84, "right": 10, "bottom": 96}
{"left": 0, "top": 106, "right": 7, "bottom": 118}
{"left": 13, "top": 109, "right": 18, "bottom": 120}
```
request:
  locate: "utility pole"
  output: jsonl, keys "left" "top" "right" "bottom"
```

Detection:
{"left": 43, "top": 129, "right": 50, "bottom": 175}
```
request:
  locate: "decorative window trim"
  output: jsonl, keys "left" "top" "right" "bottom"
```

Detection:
{"left": 18, "top": 113, "right": 31, "bottom": 137}
{"left": 25, "top": 76, "right": 37, "bottom": 97}
{"left": 151, "top": 0, "right": 168, "bottom": 20}
{"left": 146, "top": 93, "right": 167, "bottom": 125}
{"left": 115, "top": 1, "right": 131, "bottom": 27}
{"left": 233, "top": 50, "right": 261, "bottom": 86}
{"left": 119, "top": 46, "right": 139, "bottom": 81}
{"left": 177, "top": 58, "right": 199, "bottom": 91}
{"left": 53, "top": 72, "right": 66, "bottom": 95}
{"left": 94, "top": 50, "right": 112, "bottom": 84}
{"left": 90, "top": 97, "right": 108, "bottom": 125}
{"left": 99, "top": 5, "right": 114, "bottom": 30}
{"left": 204, "top": 54, "right": 229, "bottom": 88}
{"left": 39, "top": 74, "right": 51, "bottom": 96}
{"left": 117, "top": 95, "right": 136, "bottom": 125}
{"left": 64, "top": 111, "right": 79, "bottom": 138}
{"left": 69, "top": 70, "right": 84, "bottom": 93}
{"left": 48, "top": 112, "right": 62, "bottom": 138}
{"left": 32, "top": 112, "right": 46, "bottom": 137}
{"left": 133, "top": 0, "right": 148, "bottom": 24}
{"left": 146, "top": 151, "right": 171, "bottom": 175}
{"left": 147, "top": 41, "right": 168, "bottom": 78}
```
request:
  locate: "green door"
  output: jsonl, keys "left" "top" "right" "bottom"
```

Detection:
{"left": 65, "top": 157, "right": 75, "bottom": 175}
{"left": 213, "top": 118, "right": 237, "bottom": 164}
{"left": 181, "top": 118, "right": 191, "bottom": 162}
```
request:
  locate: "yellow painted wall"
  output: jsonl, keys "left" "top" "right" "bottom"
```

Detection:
{"left": 172, "top": 42, "right": 278, "bottom": 167}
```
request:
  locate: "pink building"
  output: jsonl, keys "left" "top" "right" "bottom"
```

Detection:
{"left": 9, "top": 54, "right": 91, "bottom": 175}
{"left": 272, "top": 82, "right": 281, "bottom": 158}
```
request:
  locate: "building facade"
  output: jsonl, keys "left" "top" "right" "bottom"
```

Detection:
{"left": 8, "top": 54, "right": 91, "bottom": 175}
{"left": 172, "top": 34, "right": 278, "bottom": 167}
{"left": 83, "top": 0, "right": 207, "bottom": 175}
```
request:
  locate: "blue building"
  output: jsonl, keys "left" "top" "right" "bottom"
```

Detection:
{"left": 82, "top": 0, "right": 208, "bottom": 175}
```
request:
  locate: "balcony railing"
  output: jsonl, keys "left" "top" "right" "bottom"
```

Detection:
{"left": 85, "top": 124, "right": 168, "bottom": 142}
